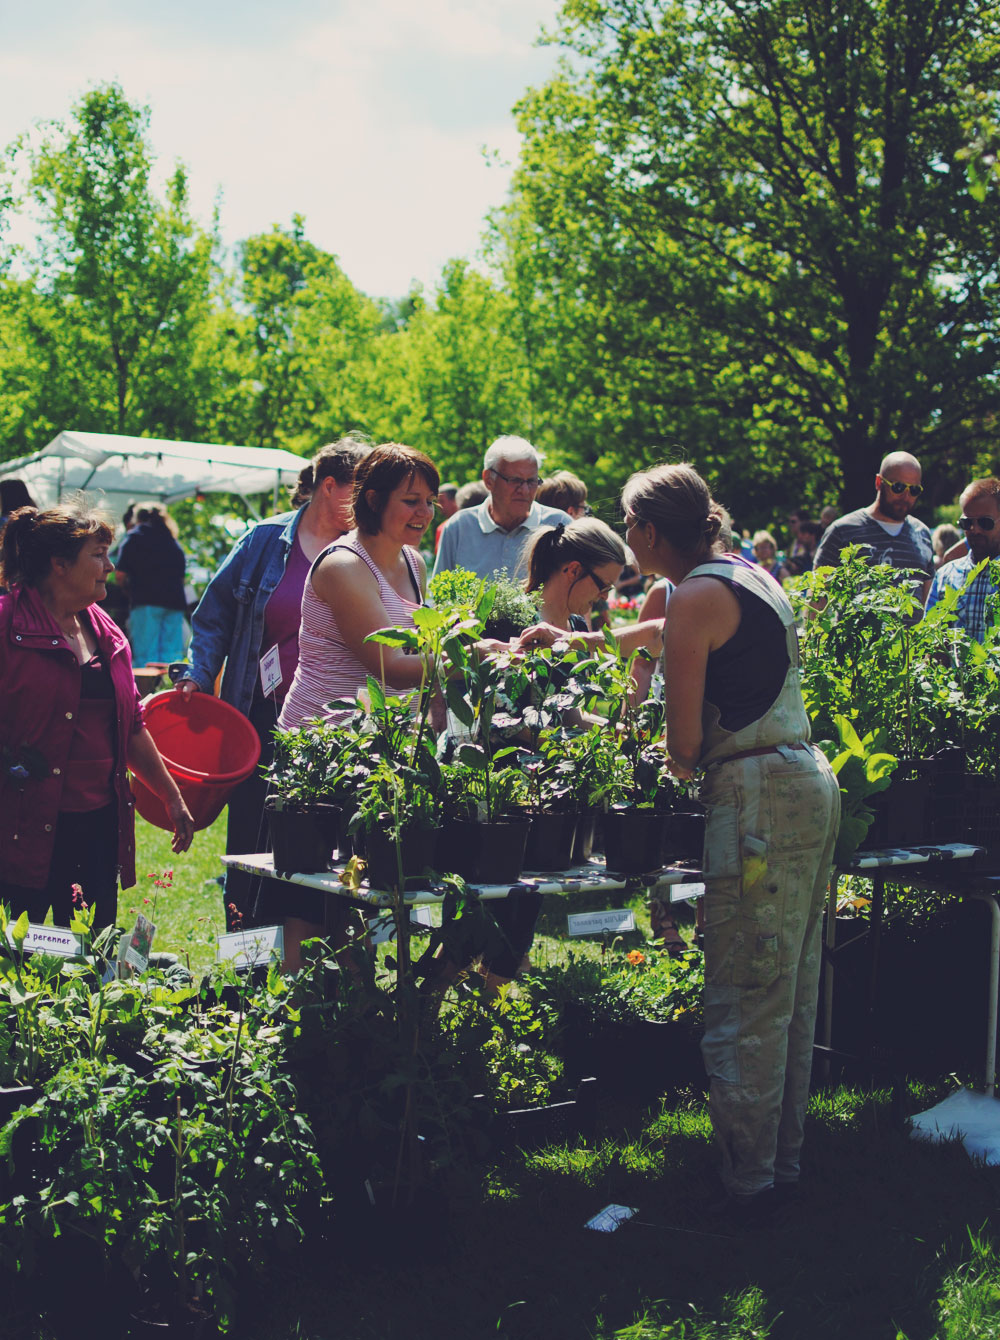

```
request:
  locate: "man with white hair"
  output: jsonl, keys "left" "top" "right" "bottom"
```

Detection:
{"left": 432, "top": 435, "right": 572, "bottom": 582}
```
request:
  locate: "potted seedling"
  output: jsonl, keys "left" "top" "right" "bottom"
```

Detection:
{"left": 266, "top": 721, "right": 342, "bottom": 873}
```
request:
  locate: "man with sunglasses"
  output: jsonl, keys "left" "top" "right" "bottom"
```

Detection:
{"left": 432, "top": 435, "right": 572, "bottom": 583}
{"left": 925, "top": 478, "right": 1000, "bottom": 642}
{"left": 813, "top": 451, "right": 935, "bottom": 603}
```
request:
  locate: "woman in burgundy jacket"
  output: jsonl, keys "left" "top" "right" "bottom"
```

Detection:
{"left": 0, "top": 503, "right": 194, "bottom": 930}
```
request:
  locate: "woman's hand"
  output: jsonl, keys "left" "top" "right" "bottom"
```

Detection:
{"left": 517, "top": 622, "right": 569, "bottom": 651}
{"left": 174, "top": 676, "right": 200, "bottom": 698}
{"left": 166, "top": 792, "right": 195, "bottom": 853}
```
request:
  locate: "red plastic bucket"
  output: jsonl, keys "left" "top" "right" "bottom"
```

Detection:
{"left": 131, "top": 691, "right": 262, "bottom": 833}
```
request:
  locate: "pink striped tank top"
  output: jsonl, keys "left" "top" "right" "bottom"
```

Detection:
{"left": 278, "top": 532, "right": 423, "bottom": 728}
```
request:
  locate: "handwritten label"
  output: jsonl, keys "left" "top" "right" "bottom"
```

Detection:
{"left": 566, "top": 909, "right": 636, "bottom": 937}
{"left": 217, "top": 924, "right": 284, "bottom": 969}
{"left": 369, "top": 907, "right": 434, "bottom": 945}
{"left": 584, "top": 1203, "right": 638, "bottom": 1233}
{"left": 259, "top": 643, "right": 282, "bottom": 697}
{"left": 12, "top": 924, "right": 84, "bottom": 957}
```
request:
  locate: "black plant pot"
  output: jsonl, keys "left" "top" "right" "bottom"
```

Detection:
{"left": 523, "top": 811, "right": 578, "bottom": 872}
{"left": 364, "top": 825, "right": 440, "bottom": 889}
{"left": 965, "top": 776, "right": 1000, "bottom": 870}
{"left": 266, "top": 800, "right": 341, "bottom": 874}
{"left": 490, "top": 1077, "right": 599, "bottom": 1152}
{"left": 603, "top": 806, "right": 663, "bottom": 875}
{"left": 561, "top": 1003, "right": 704, "bottom": 1100}
{"left": 483, "top": 617, "right": 520, "bottom": 642}
{"left": 0, "top": 1084, "right": 38, "bottom": 1125}
{"left": 660, "top": 809, "right": 706, "bottom": 865}
{"left": 437, "top": 817, "right": 530, "bottom": 884}
{"left": 865, "top": 763, "right": 930, "bottom": 848}
{"left": 572, "top": 813, "right": 597, "bottom": 863}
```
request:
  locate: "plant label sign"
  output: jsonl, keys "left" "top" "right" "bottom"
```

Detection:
{"left": 368, "top": 907, "right": 434, "bottom": 945}
{"left": 567, "top": 909, "right": 636, "bottom": 937}
{"left": 259, "top": 643, "right": 282, "bottom": 698}
{"left": 120, "top": 913, "right": 156, "bottom": 974}
{"left": 584, "top": 1203, "right": 638, "bottom": 1233}
{"left": 217, "top": 924, "right": 284, "bottom": 969}
{"left": 670, "top": 881, "right": 705, "bottom": 904}
{"left": 14, "top": 924, "right": 84, "bottom": 957}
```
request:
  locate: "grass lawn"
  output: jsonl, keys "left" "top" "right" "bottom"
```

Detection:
{"left": 134, "top": 809, "right": 230, "bottom": 978}
{"left": 132, "top": 816, "right": 1000, "bottom": 1340}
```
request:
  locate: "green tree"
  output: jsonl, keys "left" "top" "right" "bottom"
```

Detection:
{"left": 499, "top": 0, "right": 1000, "bottom": 516}
{"left": 234, "top": 217, "right": 383, "bottom": 453}
{"left": 11, "top": 82, "right": 214, "bottom": 442}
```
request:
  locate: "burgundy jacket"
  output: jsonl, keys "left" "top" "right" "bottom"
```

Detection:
{"left": 0, "top": 585, "right": 143, "bottom": 890}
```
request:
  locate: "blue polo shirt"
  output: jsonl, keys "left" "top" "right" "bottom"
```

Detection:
{"left": 431, "top": 499, "right": 573, "bottom": 582}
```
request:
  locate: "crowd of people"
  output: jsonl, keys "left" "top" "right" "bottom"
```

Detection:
{"left": 2, "top": 433, "right": 997, "bottom": 1220}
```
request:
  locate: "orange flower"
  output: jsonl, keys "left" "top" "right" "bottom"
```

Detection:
{"left": 626, "top": 950, "right": 645, "bottom": 966}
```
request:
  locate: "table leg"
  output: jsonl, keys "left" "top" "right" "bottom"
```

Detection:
{"left": 967, "top": 892, "right": 1000, "bottom": 1097}
{"left": 867, "top": 873, "right": 885, "bottom": 1017}
{"left": 821, "top": 872, "right": 839, "bottom": 1081}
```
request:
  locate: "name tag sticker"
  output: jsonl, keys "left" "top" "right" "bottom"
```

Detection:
{"left": 259, "top": 644, "right": 282, "bottom": 697}
{"left": 217, "top": 924, "right": 284, "bottom": 969}
{"left": 14, "top": 924, "right": 84, "bottom": 957}
{"left": 567, "top": 909, "right": 636, "bottom": 937}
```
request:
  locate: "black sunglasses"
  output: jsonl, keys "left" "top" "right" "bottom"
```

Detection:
{"left": 959, "top": 515, "right": 997, "bottom": 532}
{"left": 581, "top": 565, "right": 614, "bottom": 597}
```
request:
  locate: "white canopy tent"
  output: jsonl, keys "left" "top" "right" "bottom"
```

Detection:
{"left": 0, "top": 431, "right": 307, "bottom": 512}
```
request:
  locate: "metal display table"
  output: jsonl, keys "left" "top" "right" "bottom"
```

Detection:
{"left": 823, "top": 844, "right": 991, "bottom": 1090}
{"left": 223, "top": 852, "right": 705, "bottom": 909}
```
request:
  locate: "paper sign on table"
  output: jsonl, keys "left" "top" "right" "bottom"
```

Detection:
{"left": 259, "top": 643, "right": 282, "bottom": 697}
{"left": 217, "top": 924, "right": 284, "bottom": 969}
{"left": 567, "top": 909, "right": 636, "bottom": 937}
{"left": 12, "top": 924, "right": 85, "bottom": 957}
{"left": 584, "top": 1204, "right": 638, "bottom": 1233}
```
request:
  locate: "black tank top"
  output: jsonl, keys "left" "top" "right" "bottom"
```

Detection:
{"left": 701, "top": 573, "right": 789, "bottom": 732}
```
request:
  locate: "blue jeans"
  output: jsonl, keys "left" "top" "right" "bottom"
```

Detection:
{"left": 130, "top": 606, "right": 188, "bottom": 665}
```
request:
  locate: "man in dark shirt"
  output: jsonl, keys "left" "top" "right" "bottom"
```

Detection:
{"left": 813, "top": 452, "right": 934, "bottom": 603}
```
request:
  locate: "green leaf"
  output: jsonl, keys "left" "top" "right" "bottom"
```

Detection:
{"left": 10, "top": 912, "right": 29, "bottom": 946}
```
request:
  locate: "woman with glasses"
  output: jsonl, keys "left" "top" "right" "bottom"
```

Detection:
{"left": 621, "top": 461, "right": 840, "bottom": 1221}
{"left": 483, "top": 519, "right": 671, "bottom": 983}
{"left": 518, "top": 518, "right": 665, "bottom": 657}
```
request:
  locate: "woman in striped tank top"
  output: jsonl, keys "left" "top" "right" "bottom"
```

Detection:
{"left": 278, "top": 444, "right": 440, "bottom": 969}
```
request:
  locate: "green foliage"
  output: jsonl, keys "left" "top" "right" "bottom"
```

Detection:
{"left": 824, "top": 717, "right": 898, "bottom": 866}
{"left": 793, "top": 549, "right": 1000, "bottom": 775}
{"left": 528, "top": 941, "right": 704, "bottom": 1030}
{"left": 4, "top": 83, "right": 214, "bottom": 448}
{"left": 495, "top": 0, "right": 1000, "bottom": 513}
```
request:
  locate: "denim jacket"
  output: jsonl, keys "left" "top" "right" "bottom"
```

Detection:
{"left": 187, "top": 508, "right": 304, "bottom": 716}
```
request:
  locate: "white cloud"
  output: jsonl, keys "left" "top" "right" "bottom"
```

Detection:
{"left": 0, "top": 0, "right": 561, "bottom": 297}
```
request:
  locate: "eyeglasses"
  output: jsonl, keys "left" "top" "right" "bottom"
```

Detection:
{"left": 879, "top": 477, "right": 923, "bottom": 498}
{"left": 959, "top": 515, "right": 997, "bottom": 532}
{"left": 581, "top": 566, "right": 614, "bottom": 598}
{"left": 490, "top": 470, "right": 540, "bottom": 491}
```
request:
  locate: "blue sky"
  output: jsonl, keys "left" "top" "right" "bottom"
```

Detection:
{"left": 1, "top": 0, "right": 563, "bottom": 298}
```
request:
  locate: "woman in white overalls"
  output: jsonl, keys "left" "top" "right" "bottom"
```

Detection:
{"left": 621, "top": 463, "right": 840, "bottom": 1218}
